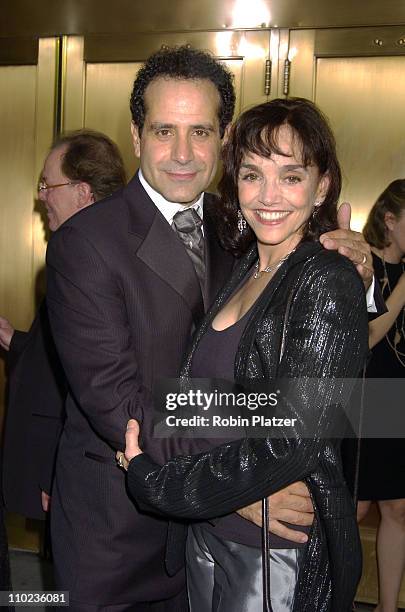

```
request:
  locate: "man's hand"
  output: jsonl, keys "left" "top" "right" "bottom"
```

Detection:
{"left": 236, "top": 482, "right": 313, "bottom": 544}
{"left": 0, "top": 316, "right": 15, "bottom": 351}
{"left": 319, "top": 202, "right": 373, "bottom": 290}
{"left": 41, "top": 491, "right": 51, "bottom": 512}
{"left": 116, "top": 419, "right": 143, "bottom": 470}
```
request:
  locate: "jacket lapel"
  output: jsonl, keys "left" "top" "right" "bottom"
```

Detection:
{"left": 182, "top": 240, "right": 322, "bottom": 378}
{"left": 125, "top": 174, "right": 204, "bottom": 325}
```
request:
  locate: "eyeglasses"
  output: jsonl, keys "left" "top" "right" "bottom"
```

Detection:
{"left": 38, "top": 180, "right": 78, "bottom": 192}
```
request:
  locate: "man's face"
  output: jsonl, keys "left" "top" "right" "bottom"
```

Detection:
{"left": 38, "top": 146, "right": 83, "bottom": 231}
{"left": 131, "top": 77, "right": 223, "bottom": 205}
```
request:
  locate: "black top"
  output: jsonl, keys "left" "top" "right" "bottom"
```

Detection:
{"left": 192, "top": 307, "right": 307, "bottom": 548}
{"left": 367, "top": 253, "right": 405, "bottom": 377}
{"left": 355, "top": 252, "right": 405, "bottom": 501}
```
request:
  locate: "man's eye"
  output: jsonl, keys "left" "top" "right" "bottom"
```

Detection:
{"left": 155, "top": 129, "right": 172, "bottom": 138}
{"left": 193, "top": 129, "right": 209, "bottom": 138}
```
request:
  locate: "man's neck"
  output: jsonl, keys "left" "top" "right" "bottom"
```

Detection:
{"left": 138, "top": 169, "right": 204, "bottom": 225}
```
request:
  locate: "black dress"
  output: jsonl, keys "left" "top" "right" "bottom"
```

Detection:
{"left": 191, "top": 294, "right": 308, "bottom": 550}
{"left": 357, "top": 252, "right": 405, "bottom": 501}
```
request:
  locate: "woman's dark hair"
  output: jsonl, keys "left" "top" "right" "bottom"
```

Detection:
{"left": 363, "top": 179, "right": 405, "bottom": 249}
{"left": 54, "top": 130, "right": 127, "bottom": 201}
{"left": 216, "top": 98, "right": 341, "bottom": 255}
{"left": 130, "top": 46, "right": 235, "bottom": 138}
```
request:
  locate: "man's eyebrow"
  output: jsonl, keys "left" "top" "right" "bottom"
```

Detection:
{"left": 148, "top": 122, "right": 215, "bottom": 131}
{"left": 191, "top": 124, "right": 216, "bottom": 132}
{"left": 149, "top": 123, "right": 175, "bottom": 130}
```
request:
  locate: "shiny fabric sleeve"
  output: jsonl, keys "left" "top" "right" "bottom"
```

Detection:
{"left": 127, "top": 257, "right": 369, "bottom": 519}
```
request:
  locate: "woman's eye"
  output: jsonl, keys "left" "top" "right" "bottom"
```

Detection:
{"left": 284, "top": 175, "right": 302, "bottom": 184}
{"left": 240, "top": 173, "right": 259, "bottom": 182}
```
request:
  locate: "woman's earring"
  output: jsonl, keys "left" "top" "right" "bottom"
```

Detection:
{"left": 309, "top": 201, "right": 322, "bottom": 233}
{"left": 312, "top": 201, "right": 322, "bottom": 219}
{"left": 237, "top": 210, "right": 247, "bottom": 233}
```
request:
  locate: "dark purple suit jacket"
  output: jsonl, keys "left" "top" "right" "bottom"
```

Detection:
{"left": 45, "top": 173, "right": 234, "bottom": 606}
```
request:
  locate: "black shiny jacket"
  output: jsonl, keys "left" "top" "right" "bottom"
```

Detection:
{"left": 128, "top": 241, "right": 369, "bottom": 611}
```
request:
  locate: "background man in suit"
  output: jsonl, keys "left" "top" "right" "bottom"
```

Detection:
{"left": 45, "top": 47, "right": 375, "bottom": 611}
{"left": 1, "top": 130, "right": 126, "bottom": 520}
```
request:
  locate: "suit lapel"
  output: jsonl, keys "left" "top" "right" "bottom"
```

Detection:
{"left": 125, "top": 174, "right": 204, "bottom": 325}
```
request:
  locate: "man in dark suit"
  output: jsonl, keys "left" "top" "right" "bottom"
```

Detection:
{"left": 46, "top": 47, "right": 376, "bottom": 611}
{"left": 1, "top": 130, "right": 126, "bottom": 520}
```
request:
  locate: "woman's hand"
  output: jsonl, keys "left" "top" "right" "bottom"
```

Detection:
{"left": 116, "top": 419, "right": 143, "bottom": 471}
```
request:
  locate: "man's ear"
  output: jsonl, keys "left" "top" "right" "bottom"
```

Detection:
{"left": 221, "top": 123, "right": 232, "bottom": 145}
{"left": 77, "top": 182, "right": 94, "bottom": 209}
{"left": 131, "top": 121, "right": 141, "bottom": 158}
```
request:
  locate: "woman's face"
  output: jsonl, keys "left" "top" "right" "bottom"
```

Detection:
{"left": 237, "top": 125, "right": 329, "bottom": 250}
{"left": 386, "top": 209, "right": 405, "bottom": 256}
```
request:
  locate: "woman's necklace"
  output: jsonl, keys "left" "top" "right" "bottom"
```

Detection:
{"left": 253, "top": 248, "right": 296, "bottom": 280}
{"left": 382, "top": 254, "right": 405, "bottom": 368}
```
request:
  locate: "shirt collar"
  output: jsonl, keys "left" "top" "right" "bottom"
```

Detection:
{"left": 139, "top": 169, "right": 204, "bottom": 225}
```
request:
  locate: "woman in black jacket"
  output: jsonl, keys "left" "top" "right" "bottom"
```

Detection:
{"left": 120, "top": 98, "right": 369, "bottom": 611}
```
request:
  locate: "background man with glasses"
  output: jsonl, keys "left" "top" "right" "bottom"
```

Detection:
{"left": 1, "top": 129, "right": 126, "bottom": 522}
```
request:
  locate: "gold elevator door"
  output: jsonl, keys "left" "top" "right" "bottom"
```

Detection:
{"left": 0, "top": 38, "right": 57, "bottom": 423}
{"left": 0, "top": 37, "right": 58, "bottom": 552}
{"left": 287, "top": 26, "right": 405, "bottom": 606}
{"left": 288, "top": 27, "right": 405, "bottom": 232}
{"left": 316, "top": 55, "right": 405, "bottom": 231}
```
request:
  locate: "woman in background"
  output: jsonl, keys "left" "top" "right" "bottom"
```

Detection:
{"left": 357, "top": 179, "right": 405, "bottom": 612}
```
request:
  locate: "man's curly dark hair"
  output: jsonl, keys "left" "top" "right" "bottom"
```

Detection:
{"left": 130, "top": 46, "right": 235, "bottom": 138}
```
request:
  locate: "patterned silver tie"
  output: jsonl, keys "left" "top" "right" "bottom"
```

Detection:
{"left": 172, "top": 208, "right": 205, "bottom": 290}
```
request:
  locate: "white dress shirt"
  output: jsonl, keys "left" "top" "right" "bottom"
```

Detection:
{"left": 139, "top": 169, "right": 203, "bottom": 226}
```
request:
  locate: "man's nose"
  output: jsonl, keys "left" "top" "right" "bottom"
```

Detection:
{"left": 171, "top": 134, "right": 194, "bottom": 164}
{"left": 38, "top": 188, "right": 47, "bottom": 203}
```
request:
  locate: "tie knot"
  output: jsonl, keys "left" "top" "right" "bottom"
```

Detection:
{"left": 172, "top": 208, "right": 202, "bottom": 234}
